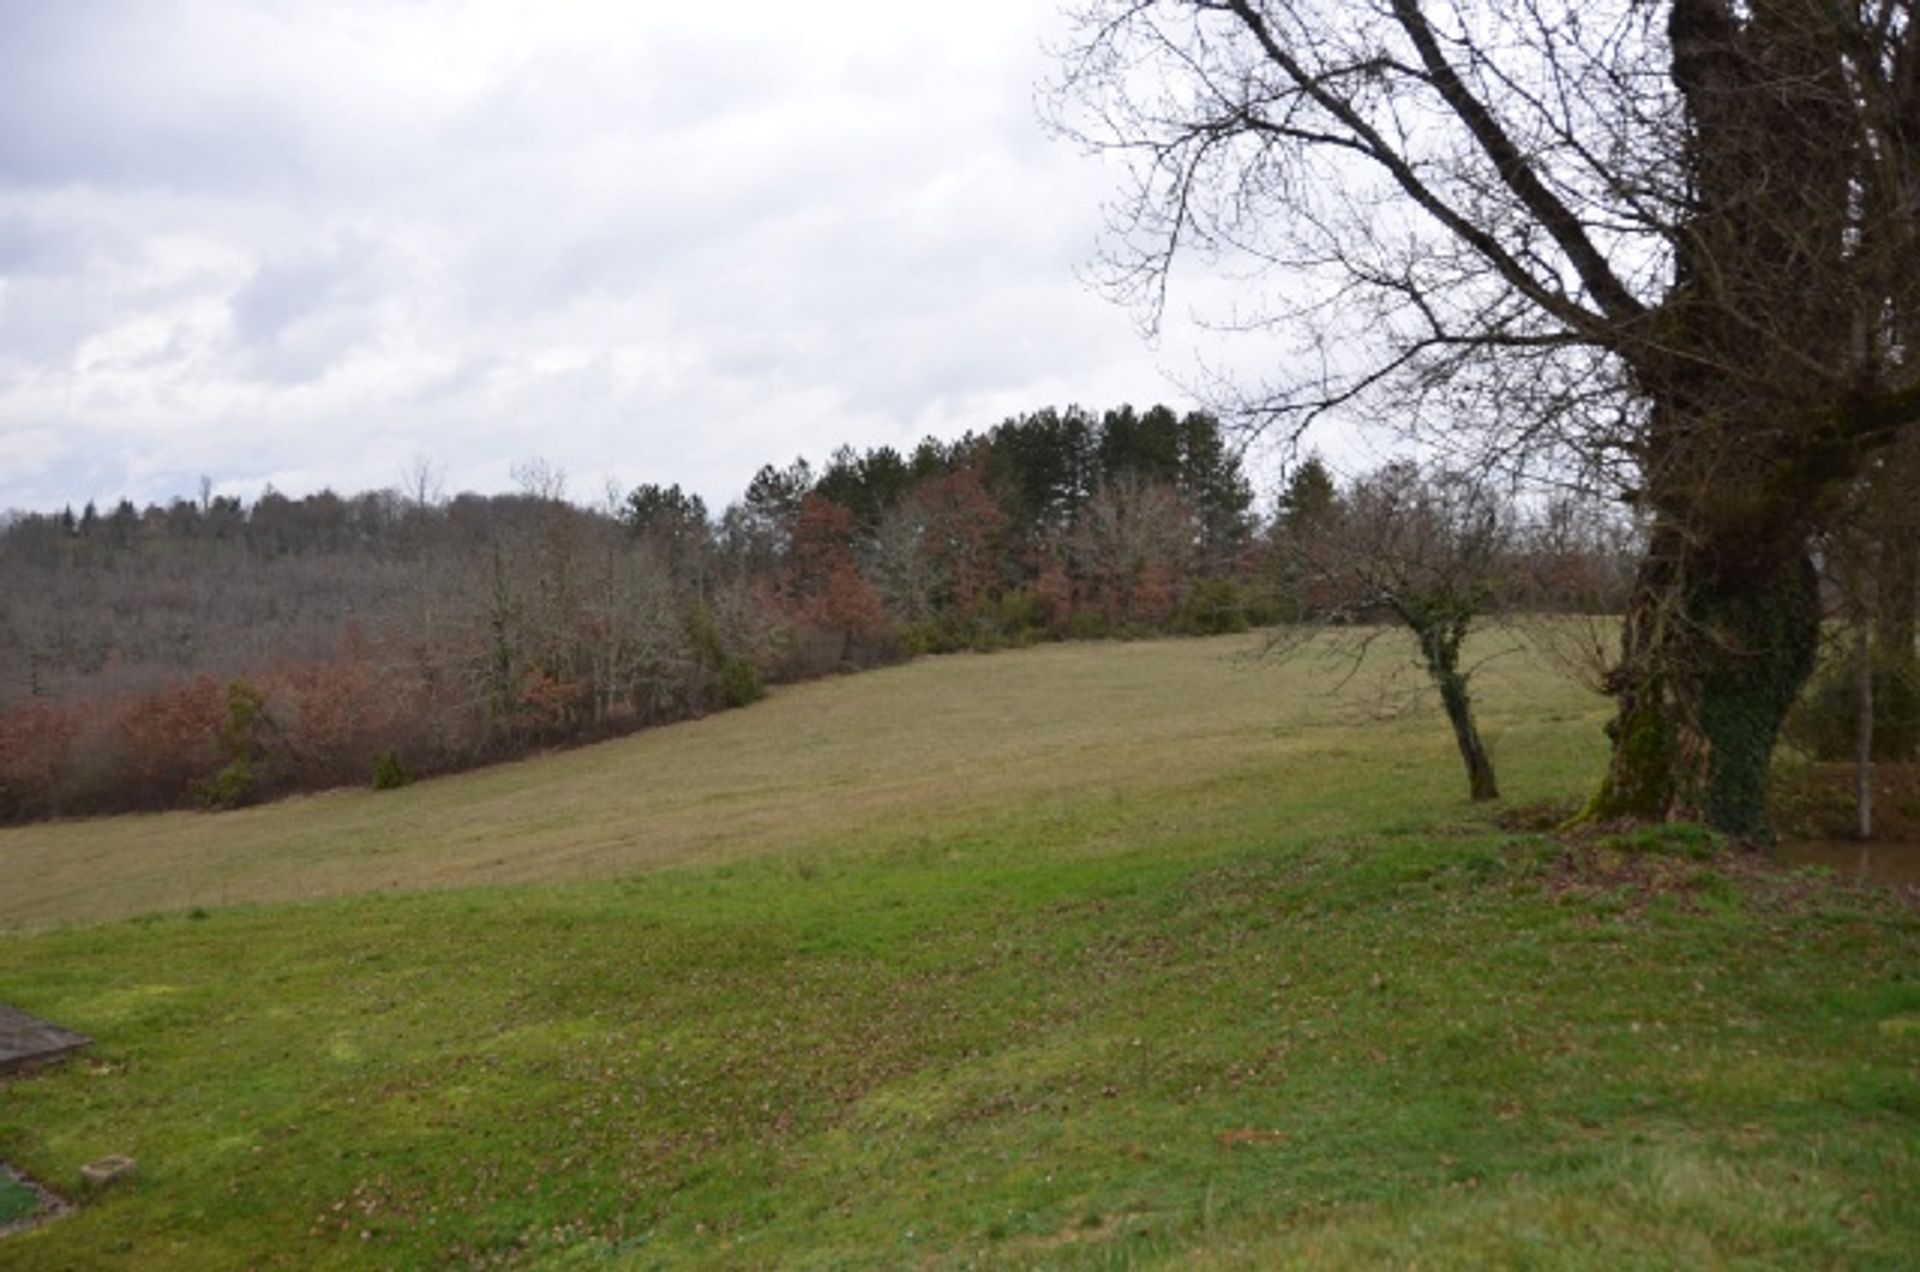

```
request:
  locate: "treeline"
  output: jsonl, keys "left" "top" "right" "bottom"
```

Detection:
{"left": 0, "top": 403, "right": 1628, "bottom": 822}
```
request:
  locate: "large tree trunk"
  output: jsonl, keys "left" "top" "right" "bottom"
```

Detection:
{"left": 1589, "top": 519, "right": 1821, "bottom": 839}
{"left": 1587, "top": 0, "right": 1855, "bottom": 840}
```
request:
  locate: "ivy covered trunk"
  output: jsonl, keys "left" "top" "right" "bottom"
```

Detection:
{"left": 1590, "top": 519, "right": 1821, "bottom": 839}
{"left": 1436, "top": 673, "right": 1498, "bottom": 803}
{"left": 1417, "top": 620, "right": 1498, "bottom": 804}
{"left": 1589, "top": 0, "right": 1862, "bottom": 841}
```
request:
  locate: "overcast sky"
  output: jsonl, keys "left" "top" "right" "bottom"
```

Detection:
{"left": 0, "top": 0, "right": 1287, "bottom": 515}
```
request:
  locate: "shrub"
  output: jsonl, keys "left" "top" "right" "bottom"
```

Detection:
{"left": 221, "top": 680, "right": 270, "bottom": 752}
{"left": 1784, "top": 648, "right": 1920, "bottom": 762}
{"left": 199, "top": 756, "right": 257, "bottom": 810}
{"left": 1768, "top": 758, "right": 1857, "bottom": 839}
{"left": 371, "top": 749, "right": 414, "bottom": 791}
{"left": 684, "top": 602, "right": 727, "bottom": 672}
{"left": 684, "top": 602, "right": 768, "bottom": 707}
{"left": 990, "top": 588, "right": 1050, "bottom": 642}
{"left": 898, "top": 622, "right": 944, "bottom": 657}
{"left": 717, "top": 657, "right": 764, "bottom": 709}
{"left": 1130, "top": 561, "right": 1180, "bottom": 627}
{"left": 1064, "top": 610, "right": 1111, "bottom": 641}
{"left": 1242, "top": 587, "right": 1286, "bottom": 628}
{"left": 1177, "top": 576, "right": 1251, "bottom": 635}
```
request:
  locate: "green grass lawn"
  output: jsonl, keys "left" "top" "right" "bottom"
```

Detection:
{"left": 2, "top": 633, "right": 1917, "bottom": 1267}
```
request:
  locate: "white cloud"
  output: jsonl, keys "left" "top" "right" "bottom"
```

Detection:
{"left": 0, "top": 0, "right": 1264, "bottom": 514}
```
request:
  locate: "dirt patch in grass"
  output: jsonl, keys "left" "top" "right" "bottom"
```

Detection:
{"left": 1495, "top": 774, "right": 1920, "bottom": 904}
{"left": 1521, "top": 816, "right": 1920, "bottom": 918}
{"left": 1533, "top": 842, "right": 1758, "bottom": 916}
{"left": 1495, "top": 797, "right": 1582, "bottom": 833}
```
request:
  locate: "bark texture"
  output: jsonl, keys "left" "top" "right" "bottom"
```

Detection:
{"left": 1594, "top": 0, "right": 1864, "bottom": 836}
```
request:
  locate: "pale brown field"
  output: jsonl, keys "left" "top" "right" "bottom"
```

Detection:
{"left": 0, "top": 632, "right": 1604, "bottom": 928}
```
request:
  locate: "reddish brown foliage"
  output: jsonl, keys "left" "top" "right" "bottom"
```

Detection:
{"left": 117, "top": 674, "right": 225, "bottom": 806}
{"left": 0, "top": 701, "right": 79, "bottom": 819}
{"left": 1130, "top": 561, "right": 1180, "bottom": 626}
{"left": 783, "top": 495, "right": 890, "bottom": 666}
{"left": 910, "top": 468, "right": 1008, "bottom": 613}
{"left": 270, "top": 657, "right": 397, "bottom": 788}
{"left": 790, "top": 494, "right": 860, "bottom": 598}
{"left": 1034, "top": 562, "right": 1074, "bottom": 632}
{"left": 516, "top": 667, "right": 591, "bottom": 735}
{"left": 812, "top": 561, "right": 888, "bottom": 652}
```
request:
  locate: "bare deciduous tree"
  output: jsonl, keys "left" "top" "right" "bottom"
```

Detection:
{"left": 1277, "top": 461, "right": 1509, "bottom": 801}
{"left": 400, "top": 455, "right": 445, "bottom": 510}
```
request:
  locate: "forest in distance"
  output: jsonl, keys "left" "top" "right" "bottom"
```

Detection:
{"left": 0, "top": 402, "right": 1657, "bottom": 823}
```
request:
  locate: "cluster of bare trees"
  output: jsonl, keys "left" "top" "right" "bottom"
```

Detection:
{"left": 0, "top": 401, "right": 1647, "bottom": 824}
{"left": 0, "top": 406, "right": 1295, "bottom": 820}
{"left": 0, "top": 486, "right": 776, "bottom": 820}
{"left": 32, "top": 383, "right": 1883, "bottom": 829}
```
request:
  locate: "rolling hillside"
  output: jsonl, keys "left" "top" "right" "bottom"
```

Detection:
{"left": 2, "top": 635, "right": 1916, "bottom": 1267}
{"left": 0, "top": 633, "right": 1598, "bottom": 929}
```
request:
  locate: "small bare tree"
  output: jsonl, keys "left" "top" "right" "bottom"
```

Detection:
{"left": 1277, "top": 460, "right": 1509, "bottom": 801}
{"left": 400, "top": 455, "right": 445, "bottom": 510}
{"left": 510, "top": 457, "right": 568, "bottom": 505}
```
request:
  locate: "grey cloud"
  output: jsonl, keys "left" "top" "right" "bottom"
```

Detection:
{"left": 0, "top": 3, "right": 1196, "bottom": 516}
{"left": 228, "top": 236, "right": 391, "bottom": 383}
{"left": 231, "top": 248, "right": 360, "bottom": 344}
{"left": 0, "top": 4, "right": 312, "bottom": 194}
{"left": 0, "top": 206, "right": 92, "bottom": 276}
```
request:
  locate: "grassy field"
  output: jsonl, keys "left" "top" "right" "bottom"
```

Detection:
{"left": 2, "top": 634, "right": 1917, "bottom": 1266}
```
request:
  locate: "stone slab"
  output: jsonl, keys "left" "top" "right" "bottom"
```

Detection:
{"left": 80, "top": 1156, "right": 135, "bottom": 1190}
{"left": 0, "top": 1004, "right": 91, "bottom": 1073}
